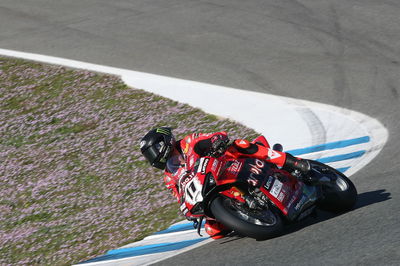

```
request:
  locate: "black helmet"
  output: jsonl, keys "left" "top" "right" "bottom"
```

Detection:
{"left": 140, "top": 127, "right": 175, "bottom": 170}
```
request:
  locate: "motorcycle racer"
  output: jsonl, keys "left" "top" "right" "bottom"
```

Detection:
{"left": 140, "top": 127, "right": 311, "bottom": 239}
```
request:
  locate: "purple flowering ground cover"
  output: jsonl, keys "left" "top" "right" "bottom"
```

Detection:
{"left": 0, "top": 57, "right": 258, "bottom": 265}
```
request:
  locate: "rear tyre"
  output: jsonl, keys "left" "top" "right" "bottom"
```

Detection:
{"left": 210, "top": 196, "right": 283, "bottom": 240}
{"left": 309, "top": 160, "right": 357, "bottom": 212}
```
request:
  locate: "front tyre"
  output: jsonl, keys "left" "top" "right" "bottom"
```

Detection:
{"left": 309, "top": 160, "right": 358, "bottom": 212}
{"left": 210, "top": 196, "right": 283, "bottom": 240}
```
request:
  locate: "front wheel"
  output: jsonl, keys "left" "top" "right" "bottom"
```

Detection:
{"left": 210, "top": 196, "right": 283, "bottom": 240}
{"left": 308, "top": 160, "right": 357, "bottom": 212}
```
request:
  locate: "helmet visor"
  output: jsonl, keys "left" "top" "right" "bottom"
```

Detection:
{"left": 142, "top": 143, "right": 163, "bottom": 163}
{"left": 142, "top": 141, "right": 171, "bottom": 169}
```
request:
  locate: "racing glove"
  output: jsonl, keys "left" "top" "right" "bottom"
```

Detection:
{"left": 209, "top": 134, "right": 230, "bottom": 157}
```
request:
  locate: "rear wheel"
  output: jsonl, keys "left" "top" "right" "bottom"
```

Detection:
{"left": 309, "top": 160, "right": 357, "bottom": 212}
{"left": 210, "top": 196, "right": 283, "bottom": 240}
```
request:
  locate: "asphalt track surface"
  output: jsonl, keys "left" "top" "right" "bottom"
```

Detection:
{"left": 1, "top": 1, "right": 399, "bottom": 265}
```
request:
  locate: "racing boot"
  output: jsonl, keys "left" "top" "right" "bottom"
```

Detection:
{"left": 204, "top": 219, "right": 231, "bottom": 239}
{"left": 284, "top": 153, "right": 310, "bottom": 172}
{"left": 284, "top": 153, "right": 313, "bottom": 183}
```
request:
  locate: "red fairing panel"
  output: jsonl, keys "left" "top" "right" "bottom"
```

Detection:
{"left": 226, "top": 139, "right": 287, "bottom": 167}
{"left": 252, "top": 135, "right": 271, "bottom": 148}
{"left": 259, "top": 171, "right": 303, "bottom": 215}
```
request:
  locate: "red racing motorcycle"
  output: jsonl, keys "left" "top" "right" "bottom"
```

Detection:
{"left": 175, "top": 145, "right": 357, "bottom": 240}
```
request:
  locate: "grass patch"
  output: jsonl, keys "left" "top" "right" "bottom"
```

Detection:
{"left": 0, "top": 56, "right": 258, "bottom": 265}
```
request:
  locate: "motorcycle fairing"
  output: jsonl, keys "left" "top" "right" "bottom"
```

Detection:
{"left": 259, "top": 170, "right": 297, "bottom": 216}
{"left": 217, "top": 158, "right": 272, "bottom": 185}
{"left": 219, "top": 157, "right": 318, "bottom": 220}
{"left": 252, "top": 135, "right": 271, "bottom": 148}
{"left": 180, "top": 156, "right": 318, "bottom": 221}
{"left": 284, "top": 184, "right": 318, "bottom": 220}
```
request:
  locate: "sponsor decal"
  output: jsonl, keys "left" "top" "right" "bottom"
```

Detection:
{"left": 247, "top": 177, "right": 259, "bottom": 186}
{"left": 180, "top": 174, "right": 194, "bottom": 190}
{"left": 237, "top": 139, "right": 249, "bottom": 147}
{"left": 263, "top": 176, "right": 274, "bottom": 190}
{"left": 268, "top": 149, "right": 282, "bottom": 160}
{"left": 140, "top": 140, "right": 146, "bottom": 148}
{"left": 201, "top": 159, "right": 208, "bottom": 174}
{"left": 184, "top": 176, "right": 204, "bottom": 205}
{"left": 228, "top": 160, "right": 243, "bottom": 176}
{"left": 215, "top": 163, "right": 222, "bottom": 177}
{"left": 156, "top": 128, "right": 170, "bottom": 135}
{"left": 197, "top": 158, "right": 210, "bottom": 174}
{"left": 277, "top": 191, "right": 285, "bottom": 202}
{"left": 248, "top": 159, "right": 265, "bottom": 181}
{"left": 184, "top": 143, "right": 190, "bottom": 153}
{"left": 249, "top": 159, "right": 265, "bottom": 175}
{"left": 270, "top": 179, "right": 283, "bottom": 198}
{"left": 211, "top": 159, "right": 219, "bottom": 171}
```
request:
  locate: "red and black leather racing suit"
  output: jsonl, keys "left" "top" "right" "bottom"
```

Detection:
{"left": 163, "top": 131, "right": 296, "bottom": 239}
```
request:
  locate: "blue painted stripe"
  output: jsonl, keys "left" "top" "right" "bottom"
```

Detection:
{"left": 153, "top": 223, "right": 194, "bottom": 235}
{"left": 80, "top": 238, "right": 206, "bottom": 264}
{"left": 287, "top": 136, "right": 370, "bottom": 156}
{"left": 336, "top": 167, "right": 351, "bottom": 173}
{"left": 316, "top": 151, "right": 366, "bottom": 164}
